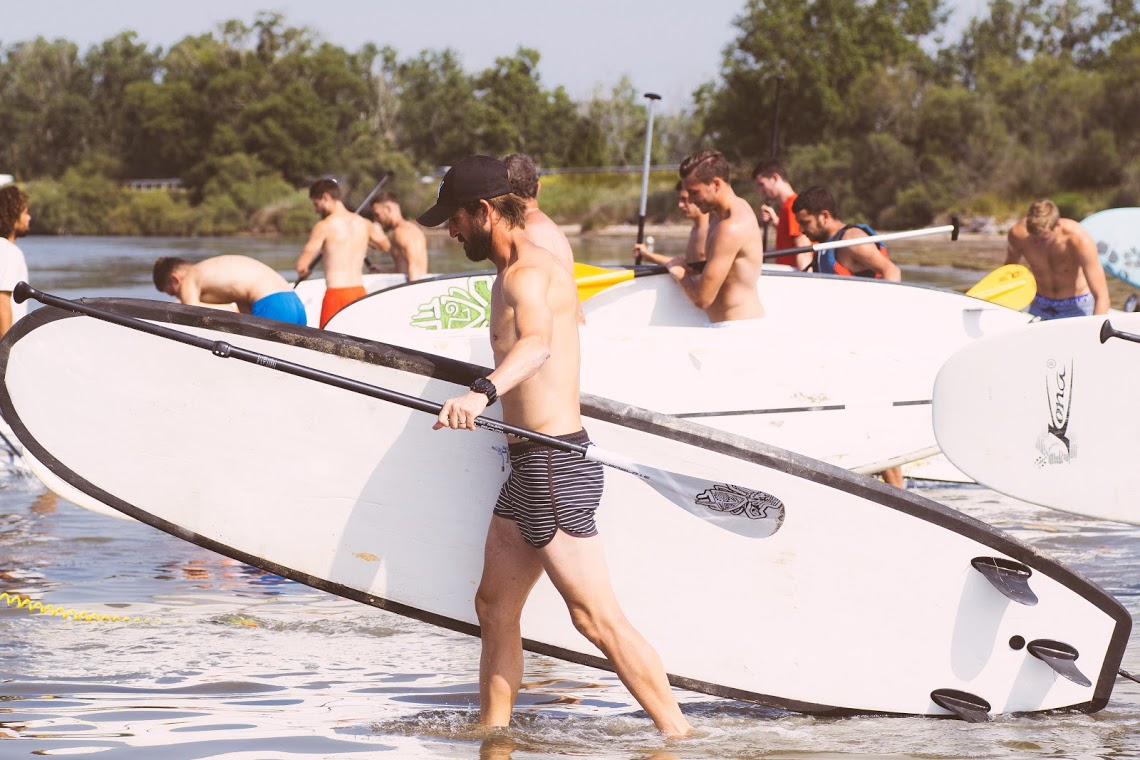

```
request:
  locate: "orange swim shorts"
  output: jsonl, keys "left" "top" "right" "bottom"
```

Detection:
{"left": 319, "top": 285, "right": 367, "bottom": 328}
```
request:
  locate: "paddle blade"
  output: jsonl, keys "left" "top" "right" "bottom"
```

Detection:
{"left": 585, "top": 446, "right": 785, "bottom": 538}
{"left": 965, "top": 265, "right": 1036, "bottom": 310}
{"left": 575, "top": 270, "right": 637, "bottom": 302}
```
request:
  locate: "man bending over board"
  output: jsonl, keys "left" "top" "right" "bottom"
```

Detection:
{"left": 296, "top": 178, "right": 389, "bottom": 328}
{"left": 1005, "top": 199, "right": 1109, "bottom": 319}
{"left": 669, "top": 149, "right": 765, "bottom": 325}
{"left": 153, "top": 255, "right": 308, "bottom": 326}
{"left": 418, "top": 155, "right": 691, "bottom": 738}
{"left": 368, "top": 191, "right": 428, "bottom": 281}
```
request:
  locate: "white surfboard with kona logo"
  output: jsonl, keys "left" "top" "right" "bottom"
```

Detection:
{"left": 933, "top": 314, "right": 1140, "bottom": 524}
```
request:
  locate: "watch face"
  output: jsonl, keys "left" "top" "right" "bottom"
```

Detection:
{"left": 471, "top": 377, "right": 497, "bottom": 402}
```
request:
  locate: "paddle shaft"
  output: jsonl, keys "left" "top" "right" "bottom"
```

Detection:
{"left": 295, "top": 172, "right": 393, "bottom": 287}
{"left": 634, "top": 93, "right": 662, "bottom": 265}
{"left": 15, "top": 284, "right": 596, "bottom": 456}
{"left": 646, "top": 221, "right": 960, "bottom": 274}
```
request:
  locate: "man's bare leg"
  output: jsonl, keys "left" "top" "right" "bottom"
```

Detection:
{"left": 475, "top": 515, "right": 545, "bottom": 727}
{"left": 539, "top": 530, "right": 691, "bottom": 737}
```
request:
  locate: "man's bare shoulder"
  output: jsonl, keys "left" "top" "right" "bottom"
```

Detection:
{"left": 395, "top": 220, "right": 426, "bottom": 241}
{"left": 501, "top": 253, "right": 555, "bottom": 299}
{"left": 525, "top": 210, "right": 572, "bottom": 247}
{"left": 1058, "top": 218, "right": 1091, "bottom": 241}
{"left": 710, "top": 198, "right": 761, "bottom": 247}
{"left": 1007, "top": 218, "right": 1029, "bottom": 243}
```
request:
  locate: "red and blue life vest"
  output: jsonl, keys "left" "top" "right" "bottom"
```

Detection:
{"left": 814, "top": 223, "right": 889, "bottom": 278}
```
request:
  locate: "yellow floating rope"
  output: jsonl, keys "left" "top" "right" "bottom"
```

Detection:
{"left": 1, "top": 591, "right": 157, "bottom": 623}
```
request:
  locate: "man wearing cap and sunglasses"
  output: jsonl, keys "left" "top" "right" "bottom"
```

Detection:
{"left": 419, "top": 155, "right": 691, "bottom": 737}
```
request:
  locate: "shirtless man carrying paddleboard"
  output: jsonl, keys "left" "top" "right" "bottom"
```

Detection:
{"left": 1005, "top": 198, "right": 1110, "bottom": 319}
{"left": 669, "top": 149, "right": 765, "bottom": 324}
{"left": 295, "top": 178, "right": 388, "bottom": 328}
{"left": 419, "top": 155, "right": 691, "bottom": 738}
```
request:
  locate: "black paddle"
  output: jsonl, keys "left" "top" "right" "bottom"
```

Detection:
{"left": 1099, "top": 319, "right": 1140, "bottom": 345}
{"left": 14, "top": 283, "right": 785, "bottom": 539}
{"left": 294, "top": 171, "right": 393, "bottom": 288}
{"left": 634, "top": 93, "right": 662, "bottom": 266}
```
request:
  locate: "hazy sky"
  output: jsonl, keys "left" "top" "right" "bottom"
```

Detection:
{"left": 4, "top": 0, "right": 989, "bottom": 109}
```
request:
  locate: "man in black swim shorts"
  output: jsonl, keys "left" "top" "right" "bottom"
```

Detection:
{"left": 420, "top": 155, "right": 691, "bottom": 737}
{"left": 493, "top": 429, "right": 603, "bottom": 548}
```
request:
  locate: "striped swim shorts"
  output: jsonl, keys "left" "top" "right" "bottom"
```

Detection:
{"left": 494, "top": 429, "right": 605, "bottom": 548}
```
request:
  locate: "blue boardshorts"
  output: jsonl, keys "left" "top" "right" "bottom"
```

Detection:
{"left": 494, "top": 429, "right": 604, "bottom": 548}
{"left": 250, "top": 291, "right": 308, "bottom": 326}
{"left": 1029, "top": 292, "right": 1094, "bottom": 320}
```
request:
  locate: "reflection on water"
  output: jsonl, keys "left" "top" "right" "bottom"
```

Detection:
{"left": 1, "top": 469, "right": 1138, "bottom": 758}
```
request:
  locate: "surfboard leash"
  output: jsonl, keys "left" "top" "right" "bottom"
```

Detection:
{"left": 1119, "top": 669, "right": 1140, "bottom": 685}
{"left": 1, "top": 591, "right": 159, "bottom": 624}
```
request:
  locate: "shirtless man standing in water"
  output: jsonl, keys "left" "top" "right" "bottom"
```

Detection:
{"left": 295, "top": 178, "right": 389, "bottom": 328}
{"left": 418, "top": 155, "right": 690, "bottom": 738}
{"left": 1005, "top": 199, "right": 1110, "bottom": 319}
{"left": 670, "top": 149, "right": 765, "bottom": 324}
{"left": 369, "top": 191, "right": 428, "bottom": 281}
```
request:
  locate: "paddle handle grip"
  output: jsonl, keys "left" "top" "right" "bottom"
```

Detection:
{"left": 1099, "top": 319, "right": 1140, "bottom": 345}
{"left": 13, "top": 283, "right": 591, "bottom": 458}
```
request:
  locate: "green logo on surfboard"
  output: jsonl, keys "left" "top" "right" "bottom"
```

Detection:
{"left": 412, "top": 278, "right": 493, "bottom": 330}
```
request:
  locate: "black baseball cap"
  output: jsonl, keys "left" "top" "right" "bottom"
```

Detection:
{"left": 416, "top": 155, "right": 513, "bottom": 227}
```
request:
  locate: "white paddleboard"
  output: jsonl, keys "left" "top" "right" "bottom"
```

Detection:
{"left": 0, "top": 298, "right": 1129, "bottom": 718}
{"left": 326, "top": 270, "right": 1033, "bottom": 473}
{"left": 934, "top": 314, "right": 1140, "bottom": 524}
{"left": 1084, "top": 208, "right": 1140, "bottom": 289}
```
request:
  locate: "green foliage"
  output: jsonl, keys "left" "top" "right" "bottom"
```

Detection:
{"left": 107, "top": 192, "right": 194, "bottom": 236}
{"left": 4, "top": 4, "right": 1140, "bottom": 235}
{"left": 1050, "top": 191, "right": 1096, "bottom": 221}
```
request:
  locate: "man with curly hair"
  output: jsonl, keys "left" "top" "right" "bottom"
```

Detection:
{"left": 0, "top": 184, "right": 31, "bottom": 337}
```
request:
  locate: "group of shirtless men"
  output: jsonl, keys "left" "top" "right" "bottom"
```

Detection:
{"left": 140, "top": 152, "right": 1112, "bottom": 740}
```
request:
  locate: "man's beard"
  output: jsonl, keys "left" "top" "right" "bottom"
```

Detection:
{"left": 14, "top": 228, "right": 27, "bottom": 238}
{"left": 463, "top": 225, "right": 493, "bottom": 262}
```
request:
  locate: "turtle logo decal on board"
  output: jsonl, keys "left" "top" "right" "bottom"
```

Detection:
{"left": 412, "top": 278, "right": 494, "bottom": 330}
{"left": 1036, "top": 359, "right": 1075, "bottom": 467}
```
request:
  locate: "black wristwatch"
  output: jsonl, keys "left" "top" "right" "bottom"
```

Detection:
{"left": 470, "top": 377, "right": 498, "bottom": 406}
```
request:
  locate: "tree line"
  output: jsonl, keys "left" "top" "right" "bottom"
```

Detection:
{"left": 1, "top": 1, "right": 1137, "bottom": 236}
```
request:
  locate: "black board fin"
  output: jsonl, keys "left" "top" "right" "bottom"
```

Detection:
{"left": 971, "top": 556, "right": 1038, "bottom": 606}
{"left": 1027, "top": 639, "right": 1093, "bottom": 687}
{"left": 930, "top": 688, "right": 992, "bottom": 722}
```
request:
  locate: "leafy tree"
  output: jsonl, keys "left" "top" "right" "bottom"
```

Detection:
{"left": 697, "top": 0, "right": 947, "bottom": 161}
{"left": 0, "top": 38, "right": 94, "bottom": 177}
{"left": 393, "top": 49, "right": 485, "bottom": 165}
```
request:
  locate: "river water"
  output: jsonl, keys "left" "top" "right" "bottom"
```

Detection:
{"left": 1, "top": 236, "right": 1137, "bottom": 759}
